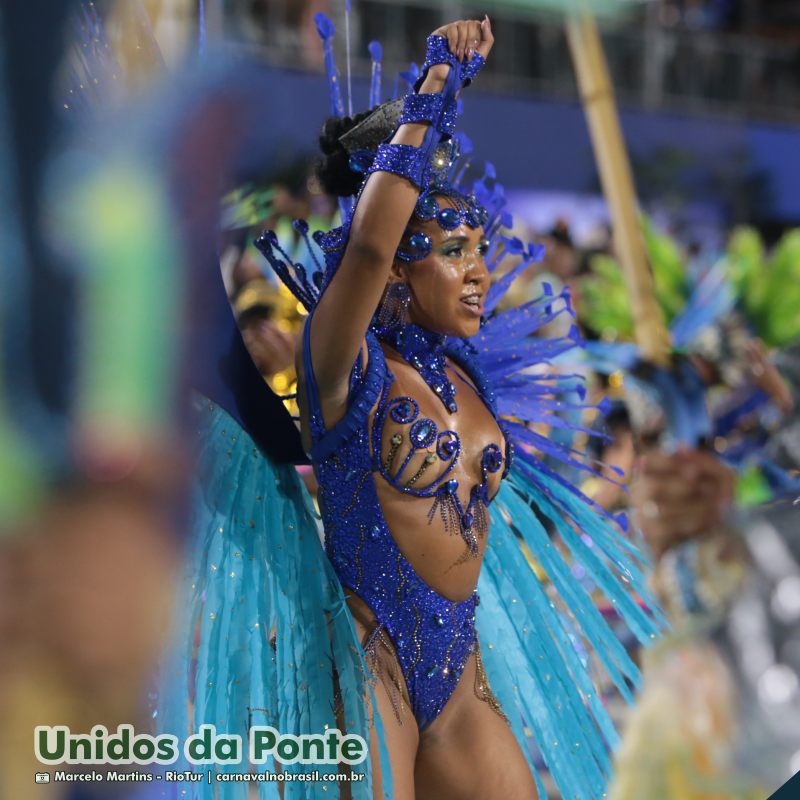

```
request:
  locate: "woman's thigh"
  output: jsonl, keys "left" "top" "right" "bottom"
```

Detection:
{"left": 414, "top": 650, "right": 538, "bottom": 800}
{"left": 346, "top": 602, "right": 419, "bottom": 800}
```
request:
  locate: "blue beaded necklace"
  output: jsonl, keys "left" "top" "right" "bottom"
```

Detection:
{"left": 378, "top": 323, "right": 458, "bottom": 413}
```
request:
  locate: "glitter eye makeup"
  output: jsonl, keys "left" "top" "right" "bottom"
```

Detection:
{"left": 437, "top": 235, "right": 489, "bottom": 259}
{"left": 440, "top": 237, "right": 467, "bottom": 257}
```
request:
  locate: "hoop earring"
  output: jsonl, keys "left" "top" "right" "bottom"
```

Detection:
{"left": 375, "top": 283, "right": 411, "bottom": 332}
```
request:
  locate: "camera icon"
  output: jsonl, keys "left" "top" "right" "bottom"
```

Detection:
{"left": 35, "top": 773, "right": 50, "bottom": 783}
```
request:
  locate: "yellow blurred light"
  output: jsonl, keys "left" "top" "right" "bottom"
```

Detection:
{"left": 608, "top": 371, "right": 624, "bottom": 390}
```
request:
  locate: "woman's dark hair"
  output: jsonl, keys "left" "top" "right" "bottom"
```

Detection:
{"left": 316, "top": 109, "right": 375, "bottom": 198}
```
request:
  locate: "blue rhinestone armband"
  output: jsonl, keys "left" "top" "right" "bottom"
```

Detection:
{"left": 399, "top": 92, "right": 458, "bottom": 138}
{"left": 367, "top": 143, "right": 430, "bottom": 189}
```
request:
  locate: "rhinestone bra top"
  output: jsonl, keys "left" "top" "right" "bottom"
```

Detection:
{"left": 370, "top": 345, "right": 509, "bottom": 559}
{"left": 305, "top": 320, "right": 511, "bottom": 563}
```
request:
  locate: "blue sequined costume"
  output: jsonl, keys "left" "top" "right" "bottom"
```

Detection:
{"left": 302, "top": 318, "right": 510, "bottom": 729}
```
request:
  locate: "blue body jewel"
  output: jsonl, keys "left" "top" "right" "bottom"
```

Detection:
{"left": 379, "top": 324, "right": 458, "bottom": 413}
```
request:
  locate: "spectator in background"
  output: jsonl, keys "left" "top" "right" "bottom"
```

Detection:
{"left": 581, "top": 400, "right": 635, "bottom": 512}
{"left": 542, "top": 219, "right": 579, "bottom": 284}
{"left": 226, "top": 156, "right": 336, "bottom": 296}
{"left": 501, "top": 218, "right": 578, "bottom": 321}
{"left": 232, "top": 277, "right": 296, "bottom": 380}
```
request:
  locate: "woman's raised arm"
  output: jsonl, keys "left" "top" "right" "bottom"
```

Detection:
{"left": 307, "top": 18, "right": 494, "bottom": 425}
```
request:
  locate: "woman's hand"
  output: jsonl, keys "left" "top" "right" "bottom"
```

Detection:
{"left": 434, "top": 16, "right": 494, "bottom": 62}
{"left": 631, "top": 446, "right": 735, "bottom": 560}
{"left": 745, "top": 338, "right": 795, "bottom": 415}
{"left": 423, "top": 16, "right": 494, "bottom": 89}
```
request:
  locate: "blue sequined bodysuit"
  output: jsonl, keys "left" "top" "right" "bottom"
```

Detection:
{"left": 302, "top": 320, "right": 510, "bottom": 730}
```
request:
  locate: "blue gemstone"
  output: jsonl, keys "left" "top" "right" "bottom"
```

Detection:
{"left": 417, "top": 195, "right": 438, "bottom": 220}
{"left": 446, "top": 479, "right": 458, "bottom": 494}
{"left": 408, "top": 232, "right": 432, "bottom": 257}
{"left": 409, "top": 419, "right": 437, "bottom": 448}
{"left": 437, "top": 207, "right": 460, "bottom": 230}
{"left": 463, "top": 513, "right": 474, "bottom": 529}
{"left": 349, "top": 151, "right": 374, "bottom": 173}
{"left": 433, "top": 614, "right": 445, "bottom": 627}
{"left": 391, "top": 400, "right": 416, "bottom": 423}
{"left": 426, "top": 664, "right": 438, "bottom": 678}
{"left": 369, "top": 525, "right": 381, "bottom": 541}
{"left": 483, "top": 447, "right": 503, "bottom": 472}
{"left": 441, "top": 438, "right": 458, "bottom": 456}
{"left": 292, "top": 219, "right": 309, "bottom": 234}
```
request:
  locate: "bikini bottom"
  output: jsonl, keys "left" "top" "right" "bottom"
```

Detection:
{"left": 330, "top": 529, "right": 479, "bottom": 731}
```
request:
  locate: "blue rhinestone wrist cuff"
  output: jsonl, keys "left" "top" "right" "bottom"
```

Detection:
{"left": 367, "top": 143, "right": 429, "bottom": 189}
{"left": 461, "top": 52, "right": 486, "bottom": 85}
{"left": 415, "top": 34, "right": 485, "bottom": 91}
{"left": 399, "top": 92, "right": 458, "bottom": 137}
{"left": 415, "top": 35, "right": 457, "bottom": 94}
{"left": 421, "top": 34, "right": 458, "bottom": 72}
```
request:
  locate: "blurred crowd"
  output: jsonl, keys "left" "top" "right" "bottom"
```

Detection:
{"left": 236, "top": 0, "right": 800, "bottom": 122}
